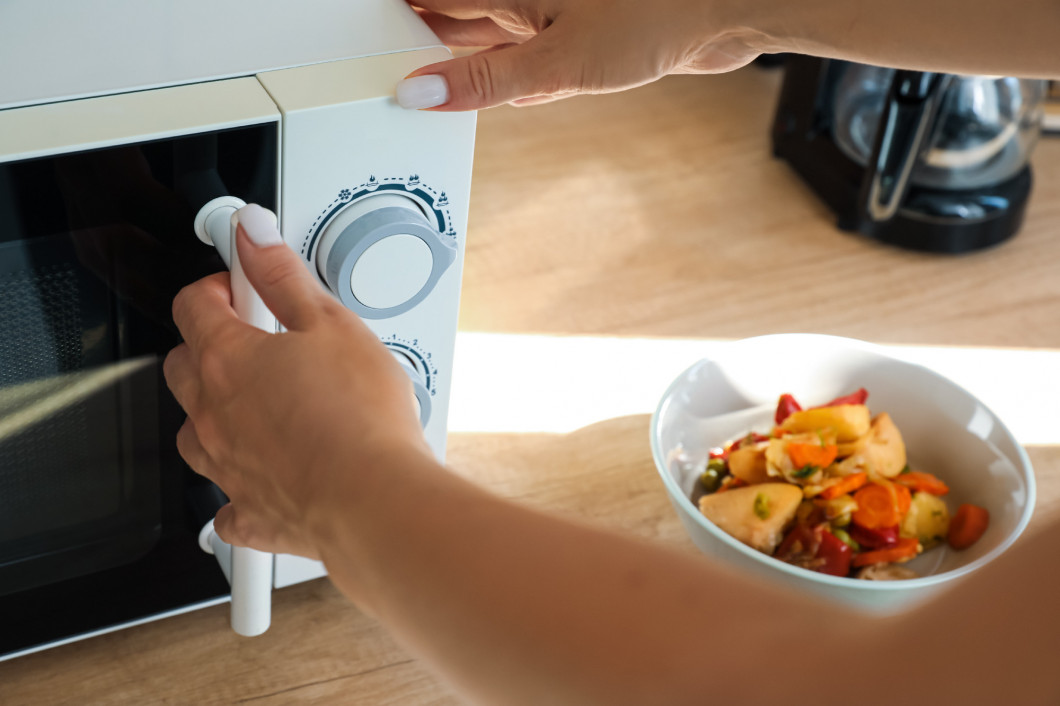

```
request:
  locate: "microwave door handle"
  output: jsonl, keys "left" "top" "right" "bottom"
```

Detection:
{"left": 199, "top": 520, "right": 273, "bottom": 636}
{"left": 193, "top": 198, "right": 278, "bottom": 637}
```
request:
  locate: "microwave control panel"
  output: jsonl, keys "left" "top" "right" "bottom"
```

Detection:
{"left": 256, "top": 47, "right": 476, "bottom": 461}
{"left": 257, "top": 49, "right": 476, "bottom": 589}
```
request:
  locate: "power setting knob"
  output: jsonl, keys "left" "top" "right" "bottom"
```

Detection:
{"left": 315, "top": 194, "right": 456, "bottom": 319}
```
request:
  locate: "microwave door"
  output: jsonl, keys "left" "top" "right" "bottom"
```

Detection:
{"left": 0, "top": 78, "right": 283, "bottom": 658}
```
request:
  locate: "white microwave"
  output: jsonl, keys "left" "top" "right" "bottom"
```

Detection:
{"left": 0, "top": 0, "right": 475, "bottom": 659}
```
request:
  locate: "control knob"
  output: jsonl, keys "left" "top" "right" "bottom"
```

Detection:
{"left": 315, "top": 194, "right": 456, "bottom": 319}
{"left": 390, "top": 348, "right": 432, "bottom": 427}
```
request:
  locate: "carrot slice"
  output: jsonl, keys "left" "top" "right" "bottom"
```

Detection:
{"left": 895, "top": 471, "right": 950, "bottom": 496}
{"left": 787, "top": 442, "right": 838, "bottom": 470}
{"left": 714, "top": 478, "right": 748, "bottom": 494}
{"left": 817, "top": 471, "right": 869, "bottom": 500}
{"left": 948, "top": 503, "right": 990, "bottom": 550}
{"left": 851, "top": 482, "right": 902, "bottom": 529}
{"left": 851, "top": 537, "right": 920, "bottom": 567}
{"left": 892, "top": 481, "right": 912, "bottom": 517}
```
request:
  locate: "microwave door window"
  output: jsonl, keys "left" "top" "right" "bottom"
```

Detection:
{"left": 0, "top": 233, "right": 162, "bottom": 597}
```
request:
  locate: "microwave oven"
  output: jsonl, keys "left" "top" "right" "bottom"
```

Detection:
{"left": 0, "top": 0, "right": 475, "bottom": 659}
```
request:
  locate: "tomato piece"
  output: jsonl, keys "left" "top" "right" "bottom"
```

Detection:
{"left": 848, "top": 523, "right": 899, "bottom": 549}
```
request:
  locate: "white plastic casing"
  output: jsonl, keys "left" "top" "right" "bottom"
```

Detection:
{"left": 258, "top": 48, "right": 476, "bottom": 589}
{"left": 0, "top": 2, "right": 476, "bottom": 638}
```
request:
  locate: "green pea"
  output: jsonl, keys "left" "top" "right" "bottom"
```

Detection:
{"left": 753, "top": 493, "right": 771, "bottom": 520}
{"left": 699, "top": 468, "right": 723, "bottom": 494}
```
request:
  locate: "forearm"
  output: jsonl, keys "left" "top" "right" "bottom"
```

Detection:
{"left": 735, "top": 0, "right": 1060, "bottom": 78}
{"left": 311, "top": 435, "right": 1060, "bottom": 706}
{"left": 316, "top": 449, "right": 879, "bottom": 705}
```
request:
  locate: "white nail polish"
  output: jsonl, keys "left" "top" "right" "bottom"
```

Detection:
{"left": 396, "top": 75, "right": 449, "bottom": 110}
{"left": 235, "top": 204, "right": 283, "bottom": 247}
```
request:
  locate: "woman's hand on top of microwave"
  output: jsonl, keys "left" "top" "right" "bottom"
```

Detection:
{"left": 397, "top": 0, "right": 763, "bottom": 110}
{"left": 162, "top": 206, "right": 435, "bottom": 561}
{"left": 399, "top": 0, "right": 1060, "bottom": 112}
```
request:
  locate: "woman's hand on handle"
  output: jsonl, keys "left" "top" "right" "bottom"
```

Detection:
{"left": 163, "top": 205, "right": 431, "bottom": 560}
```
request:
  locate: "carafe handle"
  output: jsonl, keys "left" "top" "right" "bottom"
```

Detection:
{"left": 860, "top": 71, "right": 952, "bottom": 222}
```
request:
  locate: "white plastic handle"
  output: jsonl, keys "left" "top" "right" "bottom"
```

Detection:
{"left": 198, "top": 520, "right": 273, "bottom": 637}
{"left": 194, "top": 198, "right": 279, "bottom": 637}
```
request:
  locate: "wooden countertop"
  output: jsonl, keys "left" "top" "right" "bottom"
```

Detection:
{"left": 5, "top": 66, "right": 1060, "bottom": 704}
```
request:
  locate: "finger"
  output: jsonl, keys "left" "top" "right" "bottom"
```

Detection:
{"left": 171, "top": 271, "right": 239, "bottom": 352}
{"left": 509, "top": 94, "right": 564, "bottom": 106}
{"left": 211, "top": 503, "right": 245, "bottom": 547}
{"left": 417, "top": 12, "right": 525, "bottom": 47}
{"left": 232, "top": 204, "right": 332, "bottom": 332}
{"left": 405, "top": 0, "right": 496, "bottom": 21}
{"left": 175, "top": 418, "right": 216, "bottom": 480}
{"left": 162, "top": 343, "right": 198, "bottom": 413}
{"left": 399, "top": 29, "right": 579, "bottom": 111}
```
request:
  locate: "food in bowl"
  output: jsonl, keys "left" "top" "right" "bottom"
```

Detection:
{"left": 694, "top": 387, "right": 990, "bottom": 580}
{"left": 651, "top": 333, "right": 1034, "bottom": 611}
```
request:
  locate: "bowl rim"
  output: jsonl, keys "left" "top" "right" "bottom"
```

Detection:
{"left": 649, "top": 333, "right": 1037, "bottom": 593}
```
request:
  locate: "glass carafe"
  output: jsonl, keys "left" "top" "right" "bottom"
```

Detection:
{"left": 831, "top": 64, "right": 1046, "bottom": 221}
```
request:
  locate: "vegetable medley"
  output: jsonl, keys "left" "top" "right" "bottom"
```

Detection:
{"left": 695, "top": 388, "right": 990, "bottom": 580}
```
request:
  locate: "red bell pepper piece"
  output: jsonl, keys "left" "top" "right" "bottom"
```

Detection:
{"left": 817, "top": 387, "right": 869, "bottom": 408}
{"left": 776, "top": 523, "right": 819, "bottom": 562}
{"left": 848, "top": 522, "right": 899, "bottom": 549}
{"left": 775, "top": 524, "right": 851, "bottom": 577}
{"left": 775, "top": 394, "right": 802, "bottom": 424}
{"left": 774, "top": 388, "right": 868, "bottom": 425}
{"left": 815, "top": 529, "right": 853, "bottom": 577}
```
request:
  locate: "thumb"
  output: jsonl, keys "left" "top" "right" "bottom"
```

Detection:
{"left": 398, "top": 33, "right": 577, "bottom": 111}
{"left": 232, "top": 204, "right": 330, "bottom": 331}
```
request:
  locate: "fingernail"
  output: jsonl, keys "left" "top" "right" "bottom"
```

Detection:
{"left": 396, "top": 75, "right": 449, "bottom": 110}
{"left": 235, "top": 204, "right": 283, "bottom": 247}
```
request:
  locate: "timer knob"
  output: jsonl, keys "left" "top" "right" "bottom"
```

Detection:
{"left": 391, "top": 349, "right": 432, "bottom": 427}
{"left": 315, "top": 194, "right": 456, "bottom": 319}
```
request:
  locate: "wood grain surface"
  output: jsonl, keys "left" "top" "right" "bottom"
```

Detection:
{"left": 3, "top": 65, "right": 1059, "bottom": 705}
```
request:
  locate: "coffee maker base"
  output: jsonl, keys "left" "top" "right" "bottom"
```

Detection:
{"left": 840, "top": 168, "right": 1032, "bottom": 254}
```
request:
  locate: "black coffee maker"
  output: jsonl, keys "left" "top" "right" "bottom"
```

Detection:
{"left": 772, "top": 55, "right": 1047, "bottom": 253}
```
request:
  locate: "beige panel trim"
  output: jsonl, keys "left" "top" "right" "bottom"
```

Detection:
{"left": 255, "top": 48, "right": 451, "bottom": 113}
{"left": 0, "top": 77, "right": 280, "bottom": 163}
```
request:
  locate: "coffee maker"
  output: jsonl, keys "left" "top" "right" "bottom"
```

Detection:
{"left": 772, "top": 55, "right": 1047, "bottom": 253}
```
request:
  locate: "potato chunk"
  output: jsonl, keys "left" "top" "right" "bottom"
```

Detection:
{"left": 698, "top": 483, "right": 803, "bottom": 554}
{"left": 779, "top": 405, "right": 871, "bottom": 443}
{"left": 727, "top": 442, "right": 773, "bottom": 485}
{"left": 840, "top": 412, "right": 908, "bottom": 478}
{"left": 900, "top": 491, "right": 951, "bottom": 547}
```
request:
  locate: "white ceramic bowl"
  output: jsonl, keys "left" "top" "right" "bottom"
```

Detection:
{"left": 650, "top": 334, "right": 1035, "bottom": 613}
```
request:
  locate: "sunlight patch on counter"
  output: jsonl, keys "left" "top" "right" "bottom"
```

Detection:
{"left": 447, "top": 332, "right": 1060, "bottom": 445}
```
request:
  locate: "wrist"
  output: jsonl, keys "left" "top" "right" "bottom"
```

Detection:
{"left": 308, "top": 439, "right": 445, "bottom": 600}
{"left": 711, "top": 0, "right": 807, "bottom": 57}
